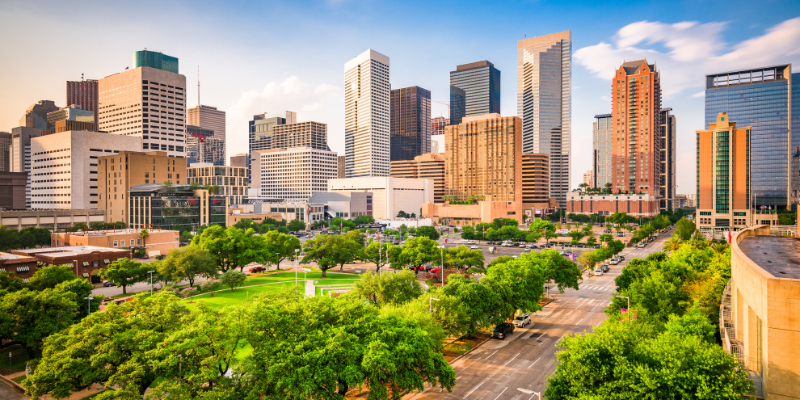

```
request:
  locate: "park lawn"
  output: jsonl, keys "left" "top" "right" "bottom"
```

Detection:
{"left": 243, "top": 270, "right": 358, "bottom": 286}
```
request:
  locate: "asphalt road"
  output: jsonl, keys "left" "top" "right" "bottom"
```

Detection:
{"left": 0, "top": 377, "right": 26, "bottom": 400}
{"left": 406, "top": 231, "right": 669, "bottom": 400}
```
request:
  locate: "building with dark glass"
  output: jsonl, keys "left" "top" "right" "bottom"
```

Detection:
{"left": 705, "top": 65, "right": 799, "bottom": 210}
{"left": 660, "top": 108, "right": 677, "bottom": 211}
{"left": 133, "top": 50, "right": 179, "bottom": 74}
{"left": 390, "top": 86, "right": 431, "bottom": 161}
{"left": 449, "top": 61, "right": 500, "bottom": 125}
{"left": 66, "top": 79, "right": 98, "bottom": 124}
{"left": 128, "top": 184, "right": 227, "bottom": 231}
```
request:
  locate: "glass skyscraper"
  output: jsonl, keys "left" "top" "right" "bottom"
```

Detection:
{"left": 449, "top": 61, "right": 500, "bottom": 125}
{"left": 133, "top": 50, "right": 179, "bottom": 74}
{"left": 593, "top": 114, "right": 612, "bottom": 189}
{"left": 390, "top": 86, "right": 431, "bottom": 161}
{"left": 705, "top": 65, "right": 798, "bottom": 210}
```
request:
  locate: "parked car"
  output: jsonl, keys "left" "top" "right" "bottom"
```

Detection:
{"left": 492, "top": 322, "right": 515, "bottom": 339}
{"left": 513, "top": 313, "right": 531, "bottom": 327}
{"left": 487, "top": 241, "right": 495, "bottom": 245}
{"left": 577, "top": 244, "right": 586, "bottom": 248}
{"left": 467, "top": 240, "right": 476, "bottom": 244}
{"left": 616, "top": 232, "right": 624, "bottom": 237}
{"left": 601, "top": 264, "right": 610, "bottom": 273}
{"left": 618, "top": 255, "right": 625, "bottom": 261}
{"left": 525, "top": 245, "right": 532, "bottom": 250}
{"left": 102, "top": 281, "right": 116, "bottom": 287}
{"left": 469, "top": 245, "right": 480, "bottom": 250}
{"left": 594, "top": 268, "right": 604, "bottom": 276}
{"left": 155, "top": 254, "right": 166, "bottom": 260}
{"left": 610, "top": 258, "right": 620, "bottom": 265}
{"left": 502, "top": 241, "right": 514, "bottom": 247}
{"left": 637, "top": 242, "right": 646, "bottom": 248}
{"left": 593, "top": 244, "right": 601, "bottom": 249}
{"left": 512, "top": 255, "right": 519, "bottom": 259}
{"left": 140, "top": 253, "right": 150, "bottom": 259}
{"left": 249, "top": 266, "right": 267, "bottom": 273}
{"left": 430, "top": 268, "right": 441, "bottom": 274}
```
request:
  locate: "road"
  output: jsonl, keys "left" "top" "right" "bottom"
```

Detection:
{"left": 406, "top": 231, "right": 669, "bottom": 400}
{"left": 0, "top": 377, "right": 26, "bottom": 400}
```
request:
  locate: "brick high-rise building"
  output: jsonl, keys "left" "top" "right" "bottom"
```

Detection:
{"left": 610, "top": 59, "right": 662, "bottom": 196}
{"left": 431, "top": 116, "right": 449, "bottom": 135}
{"left": 390, "top": 86, "right": 431, "bottom": 162}
{"left": 391, "top": 153, "right": 445, "bottom": 202}
{"left": 696, "top": 113, "right": 751, "bottom": 228}
{"left": 67, "top": 79, "right": 99, "bottom": 124}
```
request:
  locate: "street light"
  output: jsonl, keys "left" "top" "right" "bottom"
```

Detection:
{"left": 84, "top": 296, "right": 94, "bottom": 315}
{"left": 294, "top": 248, "right": 300, "bottom": 289}
{"left": 619, "top": 295, "right": 630, "bottom": 310}
{"left": 429, "top": 297, "right": 441, "bottom": 313}
{"left": 148, "top": 270, "right": 156, "bottom": 296}
{"left": 437, "top": 245, "right": 445, "bottom": 284}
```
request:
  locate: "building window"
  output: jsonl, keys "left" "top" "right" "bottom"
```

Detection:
{"left": 113, "top": 240, "right": 118, "bottom": 247}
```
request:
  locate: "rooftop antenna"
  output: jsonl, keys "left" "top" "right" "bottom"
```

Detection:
{"left": 197, "top": 65, "right": 200, "bottom": 107}
{"left": 81, "top": 73, "right": 84, "bottom": 81}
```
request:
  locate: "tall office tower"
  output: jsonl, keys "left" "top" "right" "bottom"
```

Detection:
{"left": 249, "top": 111, "right": 296, "bottom": 152}
{"left": 98, "top": 151, "right": 187, "bottom": 222}
{"left": 431, "top": 116, "right": 449, "bottom": 135}
{"left": 517, "top": 31, "right": 572, "bottom": 207}
{"left": 521, "top": 153, "right": 550, "bottom": 205}
{"left": 449, "top": 61, "right": 500, "bottom": 125}
{"left": 660, "top": 108, "right": 677, "bottom": 210}
{"left": 30, "top": 130, "right": 142, "bottom": 209}
{"left": 344, "top": 49, "right": 390, "bottom": 178}
{"left": 99, "top": 56, "right": 187, "bottom": 158}
{"left": 19, "top": 101, "right": 59, "bottom": 129}
{"left": 251, "top": 147, "right": 338, "bottom": 201}
{"left": 67, "top": 79, "right": 99, "bottom": 124}
{"left": 582, "top": 170, "right": 594, "bottom": 187}
{"left": 186, "top": 125, "right": 224, "bottom": 165}
{"left": 337, "top": 155, "right": 346, "bottom": 178}
{"left": 593, "top": 114, "right": 612, "bottom": 190}
{"left": 609, "top": 59, "right": 662, "bottom": 196}
{"left": 46, "top": 105, "right": 94, "bottom": 129}
{"left": 273, "top": 122, "right": 329, "bottom": 150}
{"left": 11, "top": 127, "right": 46, "bottom": 208}
{"left": 696, "top": 113, "right": 751, "bottom": 228}
{"left": 188, "top": 105, "right": 226, "bottom": 160}
{"left": 391, "top": 153, "right": 445, "bottom": 202}
{"left": 230, "top": 153, "right": 248, "bottom": 168}
{"left": 706, "top": 65, "right": 799, "bottom": 210}
{"left": 390, "top": 86, "right": 431, "bottom": 161}
{"left": 0, "top": 132, "right": 11, "bottom": 172}
{"left": 449, "top": 87, "right": 466, "bottom": 125}
{"left": 133, "top": 50, "right": 179, "bottom": 73}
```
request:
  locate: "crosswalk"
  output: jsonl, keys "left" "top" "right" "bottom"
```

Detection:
{"left": 580, "top": 284, "right": 616, "bottom": 291}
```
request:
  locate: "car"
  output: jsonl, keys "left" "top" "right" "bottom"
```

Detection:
{"left": 594, "top": 269, "right": 604, "bottom": 276}
{"left": 467, "top": 240, "right": 476, "bottom": 244}
{"left": 492, "top": 322, "right": 515, "bottom": 339}
{"left": 155, "top": 254, "right": 166, "bottom": 260}
{"left": 610, "top": 258, "right": 620, "bottom": 265}
{"left": 469, "top": 245, "right": 480, "bottom": 250}
{"left": 512, "top": 255, "right": 519, "bottom": 259}
{"left": 102, "top": 281, "right": 116, "bottom": 287}
{"left": 249, "top": 266, "right": 267, "bottom": 273}
{"left": 502, "top": 241, "right": 514, "bottom": 247}
{"left": 513, "top": 313, "right": 531, "bottom": 327}
{"left": 593, "top": 244, "right": 601, "bottom": 249}
{"left": 616, "top": 232, "right": 624, "bottom": 237}
{"left": 430, "top": 268, "right": 441, "bottom": 274}
{"left": 601, "top": 264, "right": 610, "bottom": 272}
{"left": 618, "top": 255, "right": 625, "bottom": 261}
{"left": 525, "top": 245, "right": 532, "bottom": 250}
{"left": 140, "top": 253, "right": 150, "bottom": 259}
{"left": 577, "top": 244, "right": 586, "bottom": 248}
{"left": 637, "top": 242, "right": 646, "bottom": 248}
{"left": 487, "top": 241, "right": 495, "bottom": 245}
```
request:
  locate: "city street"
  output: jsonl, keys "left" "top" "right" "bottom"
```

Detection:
{"left": 406, "top": 233, "right": 669, "bottom": 400}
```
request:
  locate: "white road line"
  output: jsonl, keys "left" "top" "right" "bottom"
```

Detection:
{"left": 557, "top": 334, "right": 565, "bottom": 343}
{"left": 575, "top": 317, "right": 586, "bottom": 325}
{"left": 504, "top": 352, "right": 521, "bottom": 366}
{"left": 527, "top": 357, "right": 541, "bottom": 369}
{"left": 493, "top": 387, "right": 508, "bottom": 400}
{"left": 463, "top": 381, "right": 485, "bottom": 398}
{"left": 485, "top": 350, "right": 498, "bottom": 360}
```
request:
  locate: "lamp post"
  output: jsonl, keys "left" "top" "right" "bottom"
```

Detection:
{"left": 294, "top": 248, "right": 300, "bottom": 289}
{"left": 148, "top": 270, "right": 155, "bottom": 296}
{"left": 84, "top": 296, "right": 94, "bottom": 315}
{"left": 619, "top": 295, "right": 630, "bottom": 310}
{"left": 438, "top": 245, "right": 445, "bottom": 284}
{"left": 429, "top": 297, "right": 441, "bottom": 313}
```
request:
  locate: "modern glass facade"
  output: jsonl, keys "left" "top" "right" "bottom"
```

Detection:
{"left": 390, "top": 86, "right": 431, "bottom": 161}
{"left": 593, "top": 114, "right": 612, "bottom": 189}
{"left": 129, "top": 186, "right": 226, "bottom": 230}
{"left": 133, "top": 50, "right": 179, "bottom": 74}
{"left": 449, "top": 87, "right": 466, "bottom": 125}
{"left": 449, "top": 61, "right": 500, "bottom": 125}
{"left": 705, "top": 65, "right": 791, "bottom": 209}
{"left": 791, "top": 73, "right": 800, "bottom": 207}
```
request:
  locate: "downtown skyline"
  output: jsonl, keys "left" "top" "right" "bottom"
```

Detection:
{"left": 2, "top": 0, "right": 800, "bottom": 194}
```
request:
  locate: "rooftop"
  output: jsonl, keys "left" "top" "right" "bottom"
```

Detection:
{"left": 0, "top": 252, "right": 35, "bottom": 262}
{"left": 739, "top": 236, "right": 800, "bottom": 279}
{"left": 13, "top": 245, "right": 128, "bottom": 258}
{"left": 53, "top": 228, "right": 177, "bottom": 237}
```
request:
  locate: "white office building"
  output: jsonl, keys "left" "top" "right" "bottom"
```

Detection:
{"left": 344, "top": 49, "right": 390, "bottom": 178}
{"left": 252, "top": 147, "right": 338, "bottom": 201}
{"left": 328, "top": 177, "right": 433, "bottom": 220}
{"left": 30, "top": 130, "right": 141, "bottom": 209}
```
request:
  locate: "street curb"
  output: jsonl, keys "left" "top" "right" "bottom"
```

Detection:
{"left": 447, "top": 335, "right": 493, "bottom": 364}
{"left": 0, "top": 374, "right": 25, "bottom": 394}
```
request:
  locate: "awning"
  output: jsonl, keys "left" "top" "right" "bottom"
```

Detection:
{"left": 104, "top": 259, "right": 110, "bottom": 264}
{"left": 82, "top": 273, "right": 89, "bottom": 278}
{"left": 83, "top": 262, "right": 89, "bottom": 266}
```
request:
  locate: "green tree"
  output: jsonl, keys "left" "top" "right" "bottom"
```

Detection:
{"left": 675, "top": 217, "right": 697, "bottom": 241}
{"left": 28, "top": 264, "right": 80, "bottom": 291}
{"left": 98, "top": 258, "right": 147, "bottom": 295}
{"left": 442, "top": 274, "right": 503, "bottom": 335}
{"left": 0, "top": 270, "right": 25, "bottom": 292}
{"left": 0, "top": 288, "right": 79, "bottom": 359}
{"left": 362, "top": 241, "right": 399, "bottom": 272}
{"left": 192, "top": 225, "right": 264, "bottom": 272}
{"left": 398, "top": 237, "right": 439, "bottom": 272}
{"left": 397, "top": 210, "right": 409, "bottom": 218}
{"left": 263, "top": 230, "right": 301, "bottom": 271}
{"left": 287, "top": 218, "right": 306, "bottom": 232}
{"left": 301, "top": 234, "right": 340, "bottom": 278}
{"left": 351, "top": 269, "right": 424, "bottom": 306}
{"left": 415, "top": 225, "right": 440, "bottom": 240}
{"left": 220, "top": 270, "right": 247, "bottom": 292}
{"left": 157, "top": 246, "right": 219, "bottom": 287}
{"left": 353, "top": 214, "right": 376, "bottom": 225}
{"left": 139, "top": 229, "right": 150, "bottom": 250}
{"left": 444, "top": 245, "right": 484, "bottom": 270}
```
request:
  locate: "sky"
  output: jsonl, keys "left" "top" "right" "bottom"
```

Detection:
{"left": 2, "top": 0, "right": 800, "bottom": 195}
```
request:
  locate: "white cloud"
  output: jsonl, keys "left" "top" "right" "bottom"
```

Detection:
{"left": 690, "top": 91, "right": 705, "bottom": 98}
{"left": 226, "top": 76, "right": 342, "bottom": 157}
{"left": 575, "top": 17, "right": 800, "bottom": 98}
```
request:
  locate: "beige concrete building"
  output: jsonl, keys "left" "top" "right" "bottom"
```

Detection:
{"left": 423, "top": 196, "right": 525, "bottom": 225}
{"left": 251, "top": 147, "right": 337, "bottom": 201}
{"left": 582, "top": 170, "right": 594, "bottom": 187}
{"left": 724, "top": 222, "right": 800, "bottom": 399}
{"left": 272, "top": 121, "right": 329, "bottom": 150}
{"left": 230, "top": 153, "right": 248, "bottom": 168}
{"left": 98, "top": 151, "right": 187, "bottom": 223}
{"left": 0, "top": 209, "right": 106, "bottom": 230}
{"left": 329, "top": 177, "right": 433, "bottom": 220}
{"left": 344, "top": 49, "right": 390, "bottom": 178}
{"left": 188, "top": 105, "right": 225, "bottom": 141}
{"left": 30, "top": 130, "right": 141, "bottom": 209}
{"left": 187, "top": 163, "right": 248, "bottom": 205}
{"left": 51, "top": 228, "right": 179, "bottom": 256}
{"left": 99, "top": 66, "right": 187, "bottom": 157}
{"left": 391, "top": 153, "right": 445, "bottom": 202}
{"left": 337, "top": 155, "right": 346, "bottom": 178}
{"left": 226, "top": 206, "right": 283, "bottom": 227}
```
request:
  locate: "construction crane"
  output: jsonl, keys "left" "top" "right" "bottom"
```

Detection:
{"left": 432, "top": 100, "right": 449, "bottom": 118}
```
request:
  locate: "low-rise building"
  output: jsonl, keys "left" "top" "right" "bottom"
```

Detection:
{"left": 51, "top": 228, "right": 179, "bottom": 257}
{"left": 422, "top": 196, "right": 523, "bottom": 225}
{"left": 187, "top": 163, "right": 248, "bottom": 205}
{"left": 11, "top": 245, "right": 130, "bottom": 283}
{"left": 128, "top": 184, "right": 228, "bottom": 231}
{"left": 0, "top": 252, "right": 38, "bottom": 282}
{"left": 566, "top": 192, "right": 660, "bottom": 217}
{"left": 308, "top": 192, "right": 372, "bottom": 219}
{"left": 0, "top": 209, "right": 106, "bottom": 230}
{"left": 328, "top": 177, "right": 433, "bottom": 220}
{"left": 226, "top": 205, "right": 283, "bottom": 227}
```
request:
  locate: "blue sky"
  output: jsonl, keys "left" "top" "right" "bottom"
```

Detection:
{"left": 2, "top": 0, "right": 800, "bottom": 194}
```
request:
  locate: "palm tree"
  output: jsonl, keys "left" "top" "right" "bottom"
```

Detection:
{"left": 710, "top": 242, "right": 728, "bottom": 254}
{"left": 139, "top": 229, "right": 150, "bottom": 251}
{"left": 662, "top": 236, "right": 682, "bottom": 252}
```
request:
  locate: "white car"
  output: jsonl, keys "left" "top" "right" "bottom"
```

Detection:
{"left": 525, "top": 245, "right": 532, "bottom": 250}
{"left": 502, "top": 241, "right": 514, "bottom": 247}
{"left": 469, "top": 245, "right": 480, "bottom": 250}
{"left": 594, "top": 269, "right": 604, "bottom": 276}
{"left": 513, "top": 313, "right": 531, "bottom": 327}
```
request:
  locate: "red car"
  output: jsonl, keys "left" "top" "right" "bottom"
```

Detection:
{"left": 249, "top": 266, "right": 267, "bottom": 273}
{"left": 430, "top": 268, "right": 441, "bottom": 274}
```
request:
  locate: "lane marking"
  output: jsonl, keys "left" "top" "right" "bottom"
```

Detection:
{"left": 485, "top": 350, "right": 498, "bottom": 360}
{"left": 492, "top": 387, "right": 508, "bottom": 400}
{"left": 575, "top": 317, "right": 586, "bottom": 325}
{"left": 463, "top": 381, "right": 485, "bottom": 398}
{"left": 527, "top": 357, "right": 541, "bottom": 369}
{"left": 504, "top": 352, "right": 521, "bottom": 366}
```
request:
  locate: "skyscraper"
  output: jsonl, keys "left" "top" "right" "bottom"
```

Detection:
{"left": 0, "top": 132, "right": 11, "bottom": 172}
{"left": 188, "top": 105, "right": 226, "bottom": 153}
{"left": 449, "top": 61, "right": 500, "bottom": 125}
{"left": 593, "top": 113, "right": 612, "bottom": 190}
{"left": 46, "top": 105, "right": 94, "bottom": 129}
{"left": 133, "top": 50, "right": 179, "bottom": 73}
{"left": 11, "top": 127, "right": 46, "bottom": 208}
{"left": 705, "top": 65, "right": 799, "bottom": 210}
{"left": 660, "top": 108, "right": 677, "bottom": 210}
{"left": 517, "top": 31, "right": 572, "bottom": 207}
{"left": 19, "top": 101, "right": 59, "bottom": 129}
{"left": 696, "top": 113, "right": 751, "bottom": 228}
{"left": 67, "top": 79, "right": 99, "bottom": 124}
{"left": 344, "top": 49, "right": 390, "bottom": 178}
{"left": 187, "top": 125, "right": 225, "bottom": 166}
{"left": 431, "top": 116, "right": 449, "bottom": 135}
{"left": 609, "top": 59, "right": 662, "bottom": 197}
{"left": 99, "top": 58, "right": 187, "bottom": 158}
{"left": 390, "top": 86, "right": 431, "bottom": 162}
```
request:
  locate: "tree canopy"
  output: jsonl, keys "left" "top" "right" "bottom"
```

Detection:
{"left": 98, "top": 258, "right": 148, "bottom": 294}
{"left": 157, "top": 246, "right": 218, "bottom": 287}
